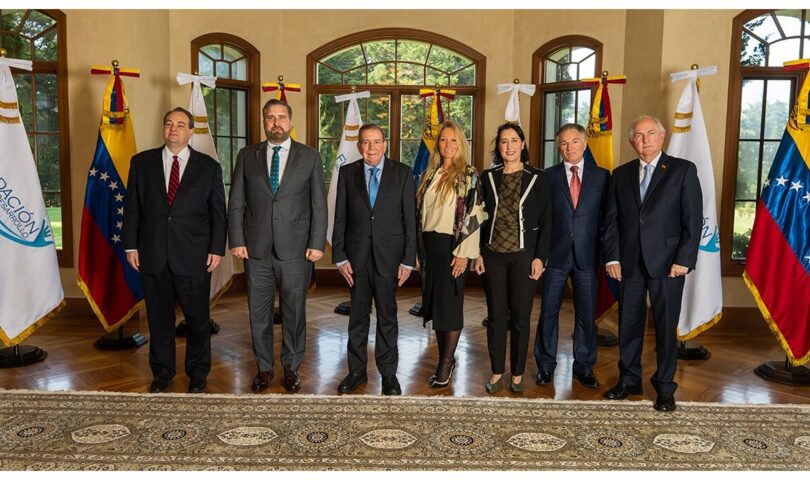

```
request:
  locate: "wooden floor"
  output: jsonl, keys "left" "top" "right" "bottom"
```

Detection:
{"left": 2, "top": 287, "right": 808, "bottom": 404}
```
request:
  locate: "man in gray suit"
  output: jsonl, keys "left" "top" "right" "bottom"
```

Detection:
{"left": 229, "top": 99, "right": 327, "bottom": 393}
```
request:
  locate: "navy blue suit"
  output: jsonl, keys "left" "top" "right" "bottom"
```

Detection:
{"left": 534, "top": 160, "right": 609, "bottom": 377}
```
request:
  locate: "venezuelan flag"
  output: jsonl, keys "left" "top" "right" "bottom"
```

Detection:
{"left": 582, "top": 74, "right": 626, "bottom": 322}
{"left": 77, "top": 66, "right": 144, "bottom": 332}
{"left": 743, "top": 59, "right": 810, "bottom": 365}
{"left": 413, "top": 88, "right": 455, "bottom": 187}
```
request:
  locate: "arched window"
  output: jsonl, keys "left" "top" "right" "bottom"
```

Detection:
{"left": 1, "top": 9, "right": 72, "bottom": 266}
{"left": 720, "top": 9, "right": 809, "bottom": 274}
{"left": 307, "top": 28, "right": 485, "bottom": 184}
{"left": 191, "top": 33, "right": 260, "bottom": 193}
{"left": 529, "top": 35, "right": 602, "bottom": 168}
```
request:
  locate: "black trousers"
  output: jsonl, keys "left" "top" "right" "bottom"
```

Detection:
{"left": 617, "top": 256, "right": 685, "bottom": 394}
{"left": 482, "top": 246, "right": 537, "bottom": 376}
{"left": 534, "top": 249, "right": 598, "bottom": 376}
{"left": 140, "top": 266, "right": 211, "bottom": 380}
{"left": 347, "top": 260, "right": 399, "bottom": 376}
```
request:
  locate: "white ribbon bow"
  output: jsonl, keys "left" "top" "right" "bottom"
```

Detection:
{"left": 0, "top": 57, "right": 33, "bottom": 72}
{"left": 670, "top": 66, "right": 717, "bottom": 83}
{"left": 497, "top": 83, "right": 536, "bottom": 123}
{"left": 176, "top": 72, "right": 217, "bottom": 88}
{"left": 335, "top": 90, "right": 371, "bottom": 103}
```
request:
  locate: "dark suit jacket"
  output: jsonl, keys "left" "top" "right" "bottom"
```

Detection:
{"left": 331, "top": 157, "right": 417, "bottom": 278}
{"left": 122, "top": 146, "right": 227, "bottom": 276}
{"left": 228, "top": 140, "right": 327, "bottom": 261}
{"left": 546, "top": 161, "right": 609, "bottom": 271}
{"left": 480, "top": 163, "right": 551, "bottom": 263}
{"left": 602, "top": 152, "right": 702, "bottom": 279}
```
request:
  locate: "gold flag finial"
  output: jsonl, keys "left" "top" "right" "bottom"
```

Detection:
{"left": 193, "top": 71, "right": 199, "bottom": 76}
{"left": 112, "top": 59, "right": 119, "bottom": 68}
{"left": 351, "top": 85, "right": 357, "bottom": 93}
{"left": 278, "top": 74, "right": 284, "bottom": 82}
{"left": 691, "top": 64, "right": 699, "bottom": 70}
{"left": 435, "top": 84, "right": 441, "bottom": 92}
{"left": 0, "top": 48, "right": 7, "bottom": 58}
{"left": 601, "top": 70, "right": 609, "bottom": 78}
{"left": 514, "top": 78, "right": 520, "bottom": 84}
{"left": 692, "top": 64, "right": 702, "bottom": 92}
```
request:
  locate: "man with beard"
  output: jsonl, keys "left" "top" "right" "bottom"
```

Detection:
{"left": 229, "top": 99, "right": 328, "bottom": 394}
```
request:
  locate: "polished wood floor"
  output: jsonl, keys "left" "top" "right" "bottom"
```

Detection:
{"left": 1, "top": 287, "right": 808, "bottom": 404}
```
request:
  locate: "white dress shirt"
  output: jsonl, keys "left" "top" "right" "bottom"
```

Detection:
{"left": 564, "top": 159, "right": 584, "bottom": 185}
{"left": 266, "top": 137, "right": 292, "bottom": 183}
{"left": 163, "top": 145, "right": 190, "bottom": 191}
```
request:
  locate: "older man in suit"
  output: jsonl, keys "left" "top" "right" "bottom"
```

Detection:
{"left": 602, "top": 115, "right": 702, "bottom": 412}
{"left": 332, "top": 123, "right": 417, "bottom": 396}
{"left": 534, "top": 123, "right": 609, "bottom": 389}
{"left": 123, "top": 107, "right": 227, "bottom": 394}
{"left": 229, "top": 99, "right": 327, "bottom": 394}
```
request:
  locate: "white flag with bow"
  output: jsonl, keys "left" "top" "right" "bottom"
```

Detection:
{"left": 668, "top": 65, "right": 723, "bottom": 339}
{"left": 176, "top": 72, "right": 233, "bottom": 302}
{"left": 0, "top": 57, "right": 64, "bottom": 345}
{"left": 327, "top": 90, "right": 370, "bottom": 244}
{"left": 497, "top": 83, "right": 536, "bottom": 123}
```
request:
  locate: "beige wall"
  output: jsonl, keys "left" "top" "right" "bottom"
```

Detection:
{"left": 56, "top": 9, "right": 753, "bottom": 306}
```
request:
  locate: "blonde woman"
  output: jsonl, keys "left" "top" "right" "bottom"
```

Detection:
{"left": 415, "top": 120, "right": 486, "bottom": 388}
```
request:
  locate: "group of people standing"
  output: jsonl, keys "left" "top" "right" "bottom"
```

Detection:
{"left": 123, "top": 98, "right": 702, "bottom": 413}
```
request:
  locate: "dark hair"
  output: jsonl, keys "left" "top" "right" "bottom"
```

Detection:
{"left": 262, "top": 98, "right": 293, "bottom": 118}
{"left": 357, "top": 123, "right": 386, "bottom": 142}
{"left": 491, "top": 122, "right": 529, "bottom": 165}
{"left": 163, "top": 107, "right": 194, "bottom": 128}
{"left": 555, "top": 123, "right": 587, "bottom": 144}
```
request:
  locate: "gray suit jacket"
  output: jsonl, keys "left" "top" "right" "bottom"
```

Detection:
{"left": 228, "top": 140, "right": 328, "bottom": 261}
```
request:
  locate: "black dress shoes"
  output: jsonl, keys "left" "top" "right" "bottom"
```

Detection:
{"left": 251, "top": 371, "right": 274, "bottom": 393}
{"left": 337, "top": 372, "right": 368, "bottom": 394}
{"left": 150, "top": 376, "right": 170, "bottom": 393}
{"left": 535, "top": 370, "right": 553, "bottom": 385}
{"left": 188, "top": 376, "right": 207, "bottom": 393}
{"left": 282, "top": 370, "right": 302, "bottom": 393}
{"left": 381, "top": 375, "right": 402, "bottom": 396}
{"left": 654, "top": 393, "right": 677, "bottom": 412}
{"left": 573, "top": 371, "right": 600, "bottom": 389}
{"left": 603, "top": 382, "right": 643, "bottom": 400}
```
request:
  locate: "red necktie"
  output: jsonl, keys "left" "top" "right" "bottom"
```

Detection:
{"left": 569, "top": 165, "right": 581, "bottom": 209}
{"left": 167, "top": 155, "right": 180, "bottom": 206}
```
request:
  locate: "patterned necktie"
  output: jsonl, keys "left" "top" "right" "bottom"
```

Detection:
{"left": 167, "top": 155, "right": 180, "bottom": 206}
{"left": 569, "top": 165, "right": 581, "bottom": 209}
{"left": 270, "top": 145, "right": 281, "bottom": 194}
{"left": 639, "top": 163, "right": 653, "bottom": 202}
{"left": 368, "top": 166, "right": 379, "bottom": 208}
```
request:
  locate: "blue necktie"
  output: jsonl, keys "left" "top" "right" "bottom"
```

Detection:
{"left": 639, "top": 163, "right": 653, "bottom": 202}
{"left": 270, "top": 145, "right": 281, "bottom": 194}
{"left": 368, "top": 166, "right": 379, "bottom": 208}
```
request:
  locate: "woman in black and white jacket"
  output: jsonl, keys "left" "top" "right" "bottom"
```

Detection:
{"left": 474, "top": 122, "right": 551, "bottom": 394}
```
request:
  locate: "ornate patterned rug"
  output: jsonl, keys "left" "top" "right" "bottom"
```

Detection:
{"left": 0, "top": 389, "right": 808, "bottom": 470}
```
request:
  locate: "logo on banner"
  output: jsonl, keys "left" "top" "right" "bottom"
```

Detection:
{"left": 0, "top": 176, "right": 54, "bottom": 248}
{"left": 699, "top": 217, "right": 720, "bottom": 253}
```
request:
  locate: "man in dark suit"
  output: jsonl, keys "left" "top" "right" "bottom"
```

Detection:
{"left": 534, "top": 123, "right": 609, "bottom": 389}
{"left": 602, "top": 115, "right": 702, "bottom": 412}
{"left": 229, "top": 99, "right": 327, "bottom": 394}
{"left": 123, "top": 107, "right": 227, "bottom": 394}
{"left": 332, "top": 123, "right": 417, "bottom": 396}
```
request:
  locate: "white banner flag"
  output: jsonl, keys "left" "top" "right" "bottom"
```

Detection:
{"left": 177, "top": 72, "right": 233, "bottom": 302}
{"left": 668, "top": 66, "right": 723, "bottom": 340}
{"left": 326, "top": 90, "right": 370, "bottom": 245}
{"left": 0, "top": 57, "right": 64, "bottom": 346}
{"left": 497, "top": 82, "right": 536, "bottom": 124}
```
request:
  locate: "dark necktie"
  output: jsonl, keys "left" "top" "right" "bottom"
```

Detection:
{"left": 569, "top": 165, "right": 581, "bottom": 209}
{"left": 167, "top": 155, "right": 180, "bottom": 206}
{"left": 270, "top": 145, "right": 281, "bottom": 194}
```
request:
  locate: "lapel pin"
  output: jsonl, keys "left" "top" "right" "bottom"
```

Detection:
{"left": 660, "top": 164, "right": 668, "bottom": 170}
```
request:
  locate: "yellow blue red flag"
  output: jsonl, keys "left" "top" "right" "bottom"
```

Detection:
{"left": 413, "top": 88, "right": 455, "bottom": 187}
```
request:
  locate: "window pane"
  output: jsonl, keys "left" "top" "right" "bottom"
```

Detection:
{"left": 580, "top": 54, "right": 596, "bottom": 79}
{"left": 216, "top": 89, "right": 231, "bottom": 135}
{"left": 36, "top": 134, "right": 60, "bottom": 192}
{"left": 400, "top": 94, "right": 426, "bottom": 141}
{"left": 198, "top": 53, "right": 214, "bottom": 77}
{"left": 563, "top": 64, "right": 577, "bottom": 82}
{"left": 319, "top": 139, "right": 339, "bottom": 184}
{"left": 233, "top": 58, "right": 247, "bottom": 81}
{"left": 1, "top": 31, "right": 31, "bottom": 59}
{"left": 201, "top": 44, "right": 221, "bottom": 60}
{"left": 35, "top": 73, "right": 58, "bottom": 132}
{"left": 740, "top": 32, "right": 766, "bottom": 66}
{"left": 215, "top": 60, "right": 230, "bottom": 79}
{"left": 774, "top": 10, "right": 803, "bottom": 37}
{"left": 576, "top": 90, "right": 591, "bottom": 127}
{"left": 735, "top": 141, "right": 759, "bottom": 200}
{"left": 544, "top": 92, "right": 558, "bottom": 139}
{"left": 396, "top": 62, "right": 423, "bottom": 85}
{"left": 446, "top": 95, "right": 473, "bottom": 139}
{"left": 732, "top": 201, "right": 756, "bottom": 260}
{"left": 559, "top": 90, "right": 576, "bottom": 124}
{"left": 0, "top": 9, "right": 26, "bottom": 30}
{"left": 427, "top": 45, "right": 471, "bottom": 73}
{"left": 548, "top": 47, "right": 570, "bottom": 63}
{"left": 544, "top": 140, "right": 559, "bottom": 169}
{"left": 571, "top": 46, "right": 594, "bottom": 62}
{"left": 363, "top": 40, "right": 395, "bottom": 63}
{"left": 319, "top": 94, "right": 342, "bottom": 138}
{"left": 366, "top": 94, "right": 390, "bottom": 136}
{"left": 397, "top": 40, "right": 429, "bottom": 63}
{"left": 761, "top": 141, "right": 781, "bottom": 193}
{"left": 344, "top": 67, "right": 366, "bottom": 85}
{"left": 222, "top": 44, "right": 242, "bottom": 62}
{"left": 216, "top": 137, "right": 231, "bottom": 185}
{"left": 202, "top": 86, "right": 215, "bottom": 125}
{"left": 20, "top": 10, "right": 54, "bottom": 38}
{"left": 33, "top": 27, "right": 57, "bottom": 61}
{"left": 745, "top": 14, "right": 780, "bottom": 43}
{"left": 368, "top": 62, "right": 395, "bottom": 85}
{"left": 768, "top": 38, "right": 801, "bottom": 66}
{"left": 234, "top": 89, "right": 247, "bottom": 137}
{"left": 317, "top": 64, "right": 342, "bottom": 85}
{"left": 544, "top": 60, "right": 559, "bottom": 83}
{"left": 426, "top": 67, "right": 447, "bottom": 86}
{"left": 449, "top": 65, "right": 475, "bottom": 86}
{"left": 45, "top": 192, "right": 61, "bottom": 249}
{"left": 764, "top": 79, "right": 791, "bottom": 139}
{"left": 400, "top": 140, "right": 421, "bottom": 167}
{"left": 739, "top": 79, "right": 764, "bottom": 139}
{"left": 322, "top": 45, "right": 364, "bottom": 72}
{"left": 14, "top": 73, "right": 33, "bottom": 130}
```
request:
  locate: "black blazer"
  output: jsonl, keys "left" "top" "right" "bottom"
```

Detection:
{"left": 546, "top": 161, "right": 609, "bottom": 271}
{"left": 480, "top": 163, "right": 551, "bottom": 263}
{"left": 331, "top": 157, "right": 417, "bottom": 278}
{"left": 602, "top": 152, "right": 702, "bottom": 279}
{"left": 122, "top": 146, "right": 227, "bottom": 276}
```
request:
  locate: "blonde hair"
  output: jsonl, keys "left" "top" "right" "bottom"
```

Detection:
{"left": 426, "top": 120, "right": 470, "bottom": 203}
